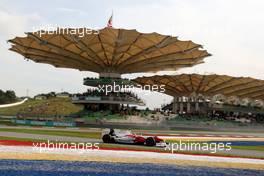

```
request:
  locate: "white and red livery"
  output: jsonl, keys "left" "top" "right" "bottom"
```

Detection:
{"left": 101, "top": 129, "right": 166, "bottom": 147}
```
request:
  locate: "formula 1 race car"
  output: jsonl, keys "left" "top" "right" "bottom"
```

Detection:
{"left": 101, "top": 129, "right": 167, "bottom": 147}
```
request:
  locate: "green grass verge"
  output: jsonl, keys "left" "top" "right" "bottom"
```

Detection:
{"left": 0, "top": 128, "right": 101, "bottom": 139}
{"left": 166, "top": 139, "right": 264, "bottom": 152}
{"left": 231, "top": 145, "right": 264, "bottom": 151}
{"left": 0, "top": 136, "right": 48, "bottom": 142}
{"left": 83, "top": 111, "right": 125, "bottom": 121}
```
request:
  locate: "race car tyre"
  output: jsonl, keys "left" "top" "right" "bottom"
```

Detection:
{"left": 102, "top": 134, "right": 112, "bottom": 143}
{"left": 145, "top": 137, "right": 156, "bottom": 146}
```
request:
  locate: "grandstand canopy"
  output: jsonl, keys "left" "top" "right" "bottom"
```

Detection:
{"left": 8, "top": 28, "right": 210, "bottom": 76}
{"left": 134, "top": 74, "right": 264, "bottom": 101}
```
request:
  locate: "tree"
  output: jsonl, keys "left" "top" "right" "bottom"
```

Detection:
{"left": 0, "top": 89, "right": 17, "bottom": 104}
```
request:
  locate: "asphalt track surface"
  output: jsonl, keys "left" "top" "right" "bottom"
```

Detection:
{"left": 0, "top": 131, "right": 263, "bottom": 158}
{"left": 0, "top": 159, "right": 262, "bottom": 176}
{"left": 1, "top": 125, "right": 264, "bottom": 137}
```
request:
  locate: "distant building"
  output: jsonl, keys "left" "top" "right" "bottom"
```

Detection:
{"left": 34, "top": 95, "right": 47, "bottom": 100}
{"left": 56, "top": 92, "right": 70, "bottom": 98}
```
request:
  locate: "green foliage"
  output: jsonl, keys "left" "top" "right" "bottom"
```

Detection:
{"left": 0, "top": 89, "right": 16, "bottom": 104}
{"left": 0, "top": 97, "right": 83, "bottom": 116}
{"left": 83, "top": 110, "right": 124, "bottom": 120}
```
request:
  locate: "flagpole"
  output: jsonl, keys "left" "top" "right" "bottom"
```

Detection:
{"left": 107, "top": 11, "right": 113, "bottom": 28}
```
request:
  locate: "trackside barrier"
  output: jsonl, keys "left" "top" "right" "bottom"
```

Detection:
{"left": 11, "top": 119, "right": 76, "bottom": 127}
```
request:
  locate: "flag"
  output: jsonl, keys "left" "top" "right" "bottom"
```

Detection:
{"left": 107, "top": 13, "right": 113, "bottom": 28}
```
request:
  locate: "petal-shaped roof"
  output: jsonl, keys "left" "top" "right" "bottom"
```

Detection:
{"left": 8, "top": 28, "right": 211, "bottom": 74}
{"left": 134, "top": 74, "right": 264, "bottom": 101}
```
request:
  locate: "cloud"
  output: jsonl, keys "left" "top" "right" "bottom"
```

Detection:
{"left": 57, "top": 7, "right": 86, "bottom": 15}
{"left": 0, "top": 9, "right": 42, "bottom": 39}
{"left": 0, "top": 10, "right": 27, "bottom": 38}
{"left": 1, "top": 0, "right": 264, "bottom": 109}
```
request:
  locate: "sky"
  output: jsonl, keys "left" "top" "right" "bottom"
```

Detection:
{"left": 0, "top": 0, "right": 264, "bottom": 109}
